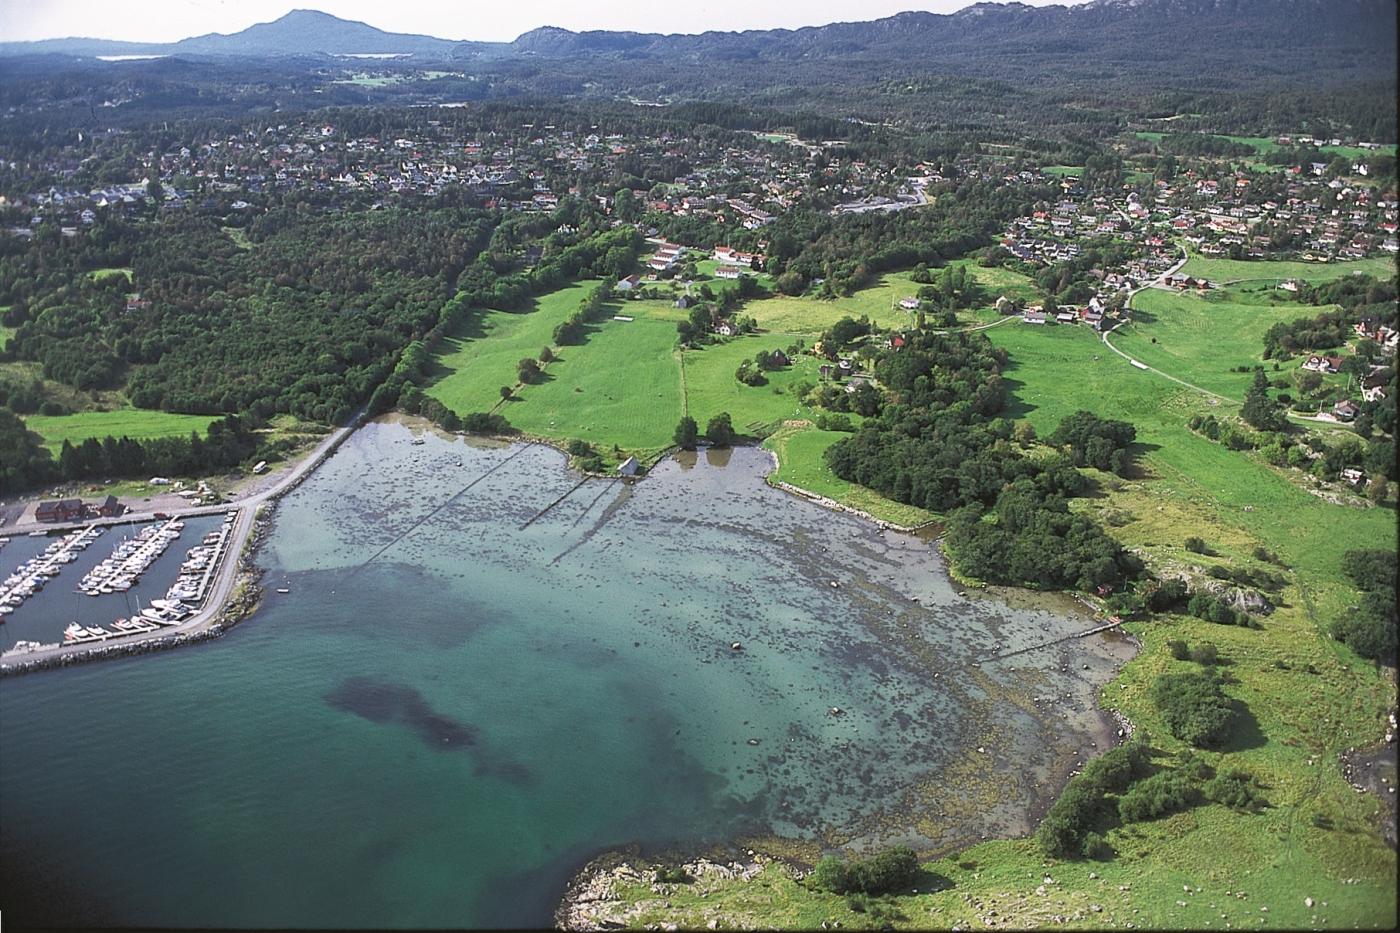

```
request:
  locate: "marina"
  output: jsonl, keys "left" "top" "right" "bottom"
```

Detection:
{"left": 79, "top": 519, "right": 185, "bottom": 597}
{"left": 0, "top": 513, "right": 230, "bottom": 655}
{"left": 52, "top": 513, "right": 236, "bottom": 648}
{"left": 0, "top": 525, "right": 104, "bottom": 620}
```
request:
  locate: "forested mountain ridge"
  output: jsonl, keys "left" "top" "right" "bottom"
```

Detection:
{"left": 3, "top": 0, "right": 1393, "bottom": 82}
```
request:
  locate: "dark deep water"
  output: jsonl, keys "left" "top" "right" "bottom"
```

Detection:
{"left": 0, "top": 420, "right": 1131, "bottom": 928}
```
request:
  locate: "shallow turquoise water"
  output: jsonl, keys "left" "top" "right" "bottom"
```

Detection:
{"left": 0, "top": 420, "right": 1130, "bottom": 927}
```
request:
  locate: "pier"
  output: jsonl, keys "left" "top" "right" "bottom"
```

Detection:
{"left": 522, "top": 476, "right": 592, "bottom": 529}
{"left": 79, "top": 518, "right": 183, "bottom": 596}
{"left": 978, "top": 618, "right": 1127, "bottom": 664}
{"left": 1, "top": 524, "right": 103, "bottom": 619}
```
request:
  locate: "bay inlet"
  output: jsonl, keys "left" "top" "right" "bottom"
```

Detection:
{"left": 0, "top": 419, "right": 1133, "bottom": 927}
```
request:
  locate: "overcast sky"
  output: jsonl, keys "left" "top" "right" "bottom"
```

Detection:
{"left": 2, "top": 0, "right": 1085, "bottom": 44}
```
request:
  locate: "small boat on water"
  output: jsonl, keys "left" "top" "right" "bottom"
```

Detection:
{"left": 276, "top": 587, "right": 290, "bottom": 594}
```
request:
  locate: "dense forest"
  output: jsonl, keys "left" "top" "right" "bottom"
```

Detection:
{"left": 3, "top": 209, "right": 492, "bottom": 422}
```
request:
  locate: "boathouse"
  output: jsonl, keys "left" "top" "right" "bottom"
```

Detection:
{"left": 35, "top": 498, "right": 84, "bottom": 523}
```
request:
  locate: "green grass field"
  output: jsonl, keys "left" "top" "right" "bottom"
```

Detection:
{"left": 23, "top": 408, "right": 219, "bottom": 452}
{"left": 87, "top": 267, "right": 133, "bottom": 283}
{"left": 693, "top": 259, "right": 776, "bottom": 294}
{"left": 506, "top": 316, "right": 683, "bottom": 456}
{"left": 425, "top": 282, "right": 597, "bottom": 415}
{"left": 744, "top": 271, "right": 924, "bottom": 332}
{"left": 680, "top": 335, "right": 824, "bottom": 433}
{"left": 744, "top": 263, "right": 1037, "bottom": 335}
{"left": 1135, "top": 131, "right": 1390, "bottom": 162}
{"left": 222, "top": 226, "right": 253, "bottom": 250}
{"left": 1114, "top": 287, "right": 1331, "bottom": 398}
{"left": 1042, "top": 165, "right": 1083, "bottom": 177}
{"left": 991, "top": 323, "right": 1393, "bottom": 598}
{"left": 0, "top": 323, "right": 13, "bottom": 351}
{"left": 1180, "top": 251, "right": 1394, "bottom": 286}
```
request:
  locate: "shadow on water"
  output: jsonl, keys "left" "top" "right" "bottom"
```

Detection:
{"left": 324, "top": 676, "right": 478, "bottom": 750}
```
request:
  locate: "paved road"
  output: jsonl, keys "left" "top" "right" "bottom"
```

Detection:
{"left": 2, "top": 416, "right": 361, "bottom": 670}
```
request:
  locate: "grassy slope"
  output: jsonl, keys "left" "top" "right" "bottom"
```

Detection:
{"left": 1134, "top": 131, "right": 1390, "bottom": 161}
{"left": 506, "top": 316, "right": 684, "bottom": 457}
{"left": 744, "top": 263, "right": 1036, "bottom": 335}
{"left": 1180, "top": 252, "right": 1394, "bottom": 285}
{"left": 0, "top": 323, "right": 13, "bottom": 351}
{"left": 23, "top": 409, "right": 219, "bottom": 452}
{"left": 424, "top": 281, "right": 596, "bottom": 415}
{"left": 744, "top": 271, "right": 925, "bottom": 332}
{"left": 88, "top": 267, "right": 133, "bottom": 283}
{"left": 1114, "top": 288, "right": 1332, "bottom": 398}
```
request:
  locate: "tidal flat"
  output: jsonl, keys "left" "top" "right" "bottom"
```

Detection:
{"left": 0, "top": 419, "right": 1133, "bottom": 927}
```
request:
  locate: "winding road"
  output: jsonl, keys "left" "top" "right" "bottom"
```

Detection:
{"left": 1097, "top": 249, "right": 1351, "bottom": 424}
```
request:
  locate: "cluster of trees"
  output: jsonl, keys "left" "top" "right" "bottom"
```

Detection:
{"left": 0, "top": 409, "right": 61, "bottom": 494}
{"left": 554, "top": 280, "right": 618, "bottom": 346}
{"left": 1116, "top": 762, "right": 1204, "bottom": 823}
{"left": 1167, "top": 639, "right": 1222, "bottom": 665}
{"left": 1035, "top": 742, "right": 1151, "bottom": 858}
{"left": 1149, "top": 671, "right": 1236, "bottom": 748}
{"left": 1155, "top": 133, "right": 1257, "bottom": 159}
{"left": 910, "top": 262, "right": 985, "bottom": 313}
{"left": 1036, "top": 731, "right": 1264, "bottom": 857}
{"left": 822, "top": 330, "right": 1139, "bottom": 591}
{"left": 673, "top": 416, "right": 699, "bottom": 450}
{"left": 1, "top": 209, "right": 496, "bottom": 425}
{"left": 1240, "top": 370, "right": 1287, "bottom": 432}
{"left": 735, "top": 349, "right": 789, "bottom": 387}
{"left": 1048, "top": 410, "right": 1137, "bottom": 476}
{"left": 1262, "top": 274, "right": 1396, "bottom": 359}
{"left": 705, "top": 412, "right": 737, "bottom": 447}
{"left": 1190, "top": 378, "right": 1395, "bottom": 494}
{"left": 0, "top": 408, "right": 262, "bottom": 495}
{"left": 1186, "top": 593, "right": 1258, "bottom": 628}
{"left": 807, "top": 847, "right": 920, "bottom": 896}
{"left": 819, "top": 316, "right": 872, "bottom": 354}
{"left": 764, "top": 176, "right": 1050, "bottom": 296}
{"left": 1331, "top": 549, "right": 1397, "bottom": 662}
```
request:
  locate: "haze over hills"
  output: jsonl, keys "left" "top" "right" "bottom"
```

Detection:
{"left": 1, "top": 0, "right": 1394, "bottom": 74}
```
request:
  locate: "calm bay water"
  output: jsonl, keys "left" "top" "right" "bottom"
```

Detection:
{"left": 0, "top": 420, "right": 1131, "bottom": 928}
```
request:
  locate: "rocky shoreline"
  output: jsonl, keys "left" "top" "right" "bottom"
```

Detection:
{"left": 558, "top": 851, "right": 776, "bottom": 932}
